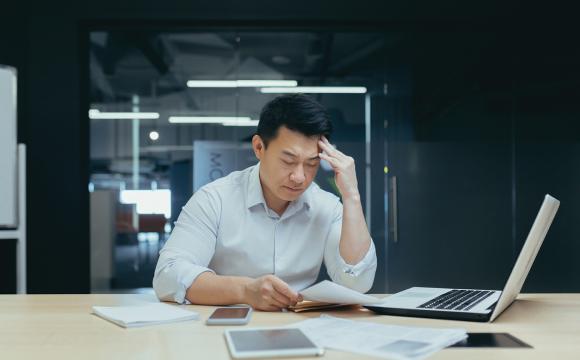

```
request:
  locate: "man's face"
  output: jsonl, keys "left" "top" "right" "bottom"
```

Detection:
{"left": 252, "top": 126, "right": 321, "bottom": 204}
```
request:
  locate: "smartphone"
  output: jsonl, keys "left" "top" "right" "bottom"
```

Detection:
{"left": 206, "top": 306, "right": 253, "bottom": 325}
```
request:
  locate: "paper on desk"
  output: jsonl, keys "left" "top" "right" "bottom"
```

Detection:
{"left": 289, "top": 315, "right": 467, "bottom": 360}
{"left": 92, "top": 302, "right": 199, "bottom": 328}
{"left": 299, "top": 280, "right": 382, "bottom": 304}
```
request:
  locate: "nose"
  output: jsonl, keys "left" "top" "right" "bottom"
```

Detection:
{"left": 290, "top": 165, "right": 306, "bottom": 184}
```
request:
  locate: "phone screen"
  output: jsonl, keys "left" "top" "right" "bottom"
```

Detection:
{"left": 210, "top": 307, "right": 250, "bottom": 319}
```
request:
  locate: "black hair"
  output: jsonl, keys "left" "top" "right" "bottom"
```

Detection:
{"left": 257, "top": 94, "right": 333, "bottom": 147}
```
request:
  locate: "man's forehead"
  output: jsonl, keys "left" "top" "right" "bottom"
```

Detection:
{"left": 281, "top": 148, "right": 320, "bottom": 159}
{"left": 267, "top": 127, "right": 321, "bottom": 157}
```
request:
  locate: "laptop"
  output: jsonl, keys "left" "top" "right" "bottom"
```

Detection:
{"left": 365, "top": 194, "right": 560, "bottom": 322}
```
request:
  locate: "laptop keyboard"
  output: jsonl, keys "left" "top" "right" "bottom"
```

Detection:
{"left": 418, "top": 290, "right": 494, "bottom": 311}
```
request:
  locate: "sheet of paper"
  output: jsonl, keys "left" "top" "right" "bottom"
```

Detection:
{"left": 92, "top": 302, "right": 199, "bottom": 328}
{"left": 299, "top": 280, "right": 382, "bottom": 304}
{"left": 289, "top": 315, "right": 467, "bottom": 360}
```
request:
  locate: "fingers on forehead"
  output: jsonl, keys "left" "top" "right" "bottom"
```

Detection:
{"left": 318, "top": 141, "right": 337, "bottom": 154}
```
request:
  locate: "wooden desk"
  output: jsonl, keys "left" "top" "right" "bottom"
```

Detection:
{"left": 1, "top": 294, "right": 579, "bottom": 359}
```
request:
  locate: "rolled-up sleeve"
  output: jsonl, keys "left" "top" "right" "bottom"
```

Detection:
{"left": 323, "top": 201, "right": 377, "bottom": 293}
{"left": 153, "top": 188, "right": 220, "bottom": 304}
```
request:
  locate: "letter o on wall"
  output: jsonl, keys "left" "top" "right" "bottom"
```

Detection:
{"left": 209, "top": 168, "right": 224, "bottom": 181}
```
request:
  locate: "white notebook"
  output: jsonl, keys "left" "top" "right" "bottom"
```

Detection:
{"left": 92, "top": 302, "right": 199, "bottom": 328}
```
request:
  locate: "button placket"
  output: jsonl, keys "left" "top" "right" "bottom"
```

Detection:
{"left": 273, "top": 219, "right": 278, "bottom": 274}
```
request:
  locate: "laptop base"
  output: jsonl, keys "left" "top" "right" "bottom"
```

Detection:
{"left": 363, "top": 305, "right": 492, "bottom": 322}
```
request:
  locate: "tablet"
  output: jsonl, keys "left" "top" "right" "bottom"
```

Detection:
{"left": 224, "top": 327, "right": 325, "bottom": 359}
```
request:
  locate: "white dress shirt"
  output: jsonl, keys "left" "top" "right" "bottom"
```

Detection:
{"left": 153, "top": 163, "right": 377, "bottom": 304}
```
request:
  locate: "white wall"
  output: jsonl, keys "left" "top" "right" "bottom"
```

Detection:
{"left": 0, "top": 66, "right": 17, "bottom": 228}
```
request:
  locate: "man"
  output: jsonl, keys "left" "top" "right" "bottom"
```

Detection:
{"left": 153, "top": 94, "right": 376, "bottom": 311}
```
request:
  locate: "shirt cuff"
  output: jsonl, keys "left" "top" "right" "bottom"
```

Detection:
{"left": 336, "top": 240, "right": 376, "bottom": 278}
{"left": 173, "top": 265, "right": 215, "bottom": 304}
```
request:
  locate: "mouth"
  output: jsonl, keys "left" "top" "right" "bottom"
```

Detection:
{"left": 284, "top": 186, "right": 304, "bottom": 193}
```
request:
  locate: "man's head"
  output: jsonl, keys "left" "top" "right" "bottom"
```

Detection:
{"left": 252, "top": 94, "right": 333, "bottom": 209}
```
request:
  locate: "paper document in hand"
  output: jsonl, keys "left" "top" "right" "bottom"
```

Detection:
{"left": 299, "top": 280, "right": 382, "bottom": 304}
{"left": 92, "top": 302, "right": 199, "bottom": 328}
{"left": 289, "top": 315, "right": 467, "bottom": 360}
{"left": 288, "top": 300, "right": 350, "bottom": 312}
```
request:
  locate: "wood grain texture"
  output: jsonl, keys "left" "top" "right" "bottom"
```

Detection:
{"left": 1, "top": 294, "right": 579, "bottom": 359}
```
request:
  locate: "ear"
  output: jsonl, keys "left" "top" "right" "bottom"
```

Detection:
{"left": 252, "top": 135, "right": 265, "bottom": 160}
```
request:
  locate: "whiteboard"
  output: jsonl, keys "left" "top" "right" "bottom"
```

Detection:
{"left": 0, "top": 66, "right": 17, "bottom": 228}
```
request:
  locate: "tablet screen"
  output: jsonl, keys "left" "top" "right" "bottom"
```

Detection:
{"left": 228, "top": 328, "right": 318, "bottom": 352}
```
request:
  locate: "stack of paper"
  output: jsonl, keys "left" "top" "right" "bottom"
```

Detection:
{"left": 92, "top": 302, "right": 199, "bottom": 328}
{"left": 288, "top": 300, "right": 351, "bottom": 312}
{"left": 289, "top": 315, "right": 467, "bottom": 360}
{"left": 289, "top": 280, "right": 382, "bottom": 311}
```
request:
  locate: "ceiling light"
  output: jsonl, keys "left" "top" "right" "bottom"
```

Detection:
{"left": 149, "top": 131, "right": 159, "bottom": 141}
{"left": 186, "top": 80, "right": 297, "bottom": 88}
{"left": 236, "top": 80, "right": 297, "bottom": 87}
{"left": 260, "top": 86, "right": 367, "bottom": 94}
{"left": 222, "top": 120, "right": 259, "bottom": 127}
{"left": 168, "top": 116, "right": 253, "bottom": 124}
{"left": 89, "top": 109, "right": 160, "bottom": 120}
{"left": 186, "top": 80, "right": 237, "bottom": 87}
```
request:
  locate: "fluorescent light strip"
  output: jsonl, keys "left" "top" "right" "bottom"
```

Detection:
{"left": 89, "top": 109, "right": 159, "bottom": 120}
{"left": 168, "top": 116, "right": 252, "bottom": 124}
{"left": 222, "top": 120, "right": 259, "bottom": 127}
{"left": 260, "top": 86, "right": 367, "bottom": 94}
{"left": 187, "top": 80, "right": 297, "bottom": 88}
{"left": 187, "top": 80, "right": 237, "bottom": 87}
{"left": 236, "top": 80, "right": 297, "bottom": 87}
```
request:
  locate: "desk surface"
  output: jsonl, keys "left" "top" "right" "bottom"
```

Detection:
{"left": 1, "top": 293, "right": 579, "bottom": 359}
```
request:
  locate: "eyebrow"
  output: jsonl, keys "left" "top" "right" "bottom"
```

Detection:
{"left": 281, "top": 150, "right": 297, "bottom": 158}
{"left": 281, "top": 150, "right": 319, "bottom": 161}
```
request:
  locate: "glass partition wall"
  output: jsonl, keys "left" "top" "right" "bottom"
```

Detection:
{"left": 90, "top": 27, "right": 580, "bottom": 294}
{"left": 89, "top": 30, "right": 385, "bottom": 292}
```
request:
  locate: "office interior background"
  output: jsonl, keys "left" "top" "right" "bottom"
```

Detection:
{"left": 0, "top": 1, "right": 578, "bottom": 295}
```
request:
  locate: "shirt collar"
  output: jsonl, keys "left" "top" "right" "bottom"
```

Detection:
{"left": 246, "top": 162, "right": 313, "bottom": 213}
{"left": 247, "top": 163, "right": 267, "bottom": 209}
